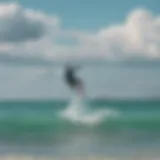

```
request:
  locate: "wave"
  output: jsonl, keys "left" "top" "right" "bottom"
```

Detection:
{"left": 0, "top": 97, "right": 159, "bottom": 132}
{"left": 60, "top": 97, "right": 119, "bottom": 125}
{"left": 0, "top": 96, "right": 159, "bottom": 143}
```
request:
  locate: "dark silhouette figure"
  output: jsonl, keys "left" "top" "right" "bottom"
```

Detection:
{"left": 64, "top": 65, "right": 84, "bottom": 95}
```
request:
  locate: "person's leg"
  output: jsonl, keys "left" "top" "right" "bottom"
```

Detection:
{"left": 76, "top": 79, "right": 85, "bottom": 96}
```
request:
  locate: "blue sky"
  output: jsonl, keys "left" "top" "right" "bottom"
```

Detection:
{"left": 1, "top": 0, "right": 160, "bottom": 30}
{"left": 0, "top": 0, "right": 160, "bottom": 99}
{"left": 20, "top": 0, "right": 160, "bottom": 30}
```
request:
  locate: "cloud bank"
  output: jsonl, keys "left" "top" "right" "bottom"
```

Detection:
{"left": 0, "top": 3, "right": 59, "bottom": 42}
{"left": 0, "top": 3, "right": 160, "bottom": 66}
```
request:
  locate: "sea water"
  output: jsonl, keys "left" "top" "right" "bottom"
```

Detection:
{"left": 0, "top": 98, "right": 159, "bottom": 158}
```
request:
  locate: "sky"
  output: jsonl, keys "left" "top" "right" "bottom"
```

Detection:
{"left": 0, "top": 0, "right": 160, "bottom": 99}
{"left": 1, "top": 0, "right": 159, "bottom": 31}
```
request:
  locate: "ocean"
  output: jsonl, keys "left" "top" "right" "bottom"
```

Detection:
{"left": 0, "top": 98, "right": 159, "bottom": 159}
{"left": 0, "top": 64, "right": 160, "bottom": 159}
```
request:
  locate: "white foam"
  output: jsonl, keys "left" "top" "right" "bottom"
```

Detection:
{"left": 61, "top": 96, "right": 119, "bottom": 125}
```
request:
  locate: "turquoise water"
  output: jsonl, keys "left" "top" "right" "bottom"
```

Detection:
{"left": 0, "top": 98, "right": 159, "bottom": 157}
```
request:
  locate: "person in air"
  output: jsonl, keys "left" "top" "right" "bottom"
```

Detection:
{"left": 64, "top": 65, "right": 84, "bottom": 96}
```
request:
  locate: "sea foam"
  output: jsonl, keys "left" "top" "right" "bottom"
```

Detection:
{"left": 61, "top": 96, "right": 119, "bottom": 125}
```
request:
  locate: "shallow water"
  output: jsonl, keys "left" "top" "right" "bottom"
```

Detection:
{"left": 0, "top": 98, "right": 159, "bottom": 157}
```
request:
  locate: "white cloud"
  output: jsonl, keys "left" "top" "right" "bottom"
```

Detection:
{"left": 0, "top": 3, "right": 160, "bottom": 66}
{"left": 75, "top": 8, "right": 160, "bottom": 60}
{"left": 0, "top": 3, "right": 59, "bottom": 42}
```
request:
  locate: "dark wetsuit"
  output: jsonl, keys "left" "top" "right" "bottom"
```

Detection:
{"left": 65, "top": 66, "right": 80, "bottom": 89}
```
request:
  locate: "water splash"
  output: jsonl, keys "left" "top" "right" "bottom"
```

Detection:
{"left": 61, "top": 96, "right": 119, "bottom": 125}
